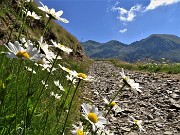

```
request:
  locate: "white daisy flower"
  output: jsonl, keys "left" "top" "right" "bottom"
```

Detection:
{"left": 54, "top": 94, "right": 61, "bottom": 99}
{"left": 25, "top": 0, "right": 33, "bottom": 2}
{"left": 2, "top": 41, "right": 41, "bottom": 61}
{"left": 36, "top": 61, "right": 53, "bottom": 72}
{"left": 41, "top": 80, "right": 48, "bottom": 89}
{"left": 97, "top": 129, "right": 114, "bottom": 135}
{"left": 58, "top": 64, "right": 94, "bottom": 81}
{"left": 66, "top": 74, "right": 78, "bottom": 84}
{"left": 58, "top": 64, "right": 71, "bottom": 73}
{"left": 50, "top": 92, "right": 61, "bottom": 100}
{"left": 20, "top": 38, "right": 26, "bottom": 44}
{"left": 27, "top": 11, "right": 41, "bottom": 20}
{"left": 47, "top": 67, "right": 57, "bottom": 73}
{"left": 23, "top": 9, "right": 41, "bottom": 20}
{"left": 71, "top": 122, "right": 88, "bottom": 135}
{"left": 75, "top": 73, "right": 94, "bottom": 82}
{"left": 54, "top": 80, "right": 65, "bottom": 91}
{"left": 120, "top": 68, "right": 142, "bottom": 94}
{"left": 23, "top": 40, "right": 33, "bottom": 48}
{"left": 81, "top": 103, "right": 107, "bottom": 131}
{"left": 38, "top": 37, "right": 62, "bottom": 62}
{"left": 72, "top": 79, "right": 78, "bottom": 86}
{"left": 25, "top": 66, "right": 36, "bottom": 74}
{"left": 129, "top": 116, "right": 145, "bottom": 132}
{"left": 103, "top": 98, "right": 117, "bottom": 108}
{"left": 51, "top": 40, "right": 72, "bottom": 54}
{"left": 35, "top": 57, "right": 50, "bottom": 66}
{"left": 35, "top": 57, "right": 58, "bottom": 73}
{"left": 66, "top": 74, "right": 74, "bottom": 81}
{"left": 38, "top": 2, "right": 69, "bottom": 23}
{"left": 103, "top": 98, "right": 124, "bottom": 116}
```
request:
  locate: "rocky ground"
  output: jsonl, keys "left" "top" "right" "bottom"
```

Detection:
{"left": 82, "top": 61, "right": 180, "bottom": 135}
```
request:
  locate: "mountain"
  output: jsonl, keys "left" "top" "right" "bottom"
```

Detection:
{"left": 82, "top": 40, "right": 126, "bottom": 58}
{"left": 81, "top": 34, "right": 180, "bottom": 62}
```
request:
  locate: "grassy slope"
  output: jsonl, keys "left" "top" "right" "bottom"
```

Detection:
{"left": 0, "top": 0, "right": 84, "bottom": 57}
{"left": 106, "top": 59, "right": 180, "bottom": 74}
{"left": 0, "top": 0, "right": 91, "bottom": 134}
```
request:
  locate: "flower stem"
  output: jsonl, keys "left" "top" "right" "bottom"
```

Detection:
{"left": 105, "top": 106, "right": 113, "bottom": 117}
{"left": 41, "top": 17, "right": 52, "bottom": 37}
{"left": 54, "top": 81, "right": 73, "bottom": 130}
{"left": 18, "top": 0, "right": 32, "bottom": 40}
{"left": 106, "top": 83, "right": 126, "bottom": 110}
{"left": 29, "top": 50, "right": 60, "bottom": 121}
{"left": 23, "top": 62, "right": 35, "bottom": 135}
{"left": 42, "top": 111, "right": 49, "bottom": 135}
{"left": 18, "top": 10, "right": 28, "bottom": 40}
{"left": 15, "top": 59, "right": 23, "bottom": 134}
{"left": 61, "top": 79, "right": 81, "bottom": 134}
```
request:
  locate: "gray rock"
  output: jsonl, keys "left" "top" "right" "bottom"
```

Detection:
{"left": 120, "top": 127, "right": 131, "bottom": 132}
{"left": 171, "top": 93, "right": 180, "bottom": 99}
{"left": 146, "top": 113, "right": 154, "bottom": 120}
{"left": 126, "top": 132, "right": 138, "bottom": 135}
{"left": 156, "top": 123, "right": 163, "bottom": 128}
{"left": 163, "top": 131, "right": 173, "bottom": 135}
{"left": 170, "top": 103, "right": 180, "bottom": 110}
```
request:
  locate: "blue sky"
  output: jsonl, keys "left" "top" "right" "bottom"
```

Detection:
{"left": 38, "top": 0, "right": 180, "bottom": 44}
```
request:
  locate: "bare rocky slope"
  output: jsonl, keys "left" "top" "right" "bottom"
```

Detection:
{"left": 82, "top": 61, "right": 180, "bottom": 135}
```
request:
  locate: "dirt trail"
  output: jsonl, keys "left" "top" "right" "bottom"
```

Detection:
{"left": 83, "top": 61, "right": 180, "bottom": 135}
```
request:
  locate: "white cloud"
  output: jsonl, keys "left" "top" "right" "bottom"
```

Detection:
{"left": 112, "top": 4, "right": 142, "bottom": 22}
{"left": 111, "top": 0, "right": 180, "bottom": 23}
{"left": 146, "top": 0, "right": 180, "bottom": 11}
{"left": 119, "top": 28, "right": 127, "bottom": 33}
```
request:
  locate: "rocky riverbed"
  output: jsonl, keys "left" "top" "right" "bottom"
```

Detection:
{"left": 82, "top": 61, "right": 180, "bottom": 135}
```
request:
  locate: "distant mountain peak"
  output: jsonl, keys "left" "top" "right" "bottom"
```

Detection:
{"left": 147, "top": 34, "right": 180, "bottom": 44}
{"left": 84, "top": 40, "right": 101, "bottom": 44}
{"left": 105, "top": 40, "right": 125, "bottom": 44}
{"left": 104, "top": 40, "right": 127, "bottom": 46}
{"left": 81, "top": 34, "right": 180, "bottom": 62}
{"left": 149, "top": 34, "right": 179, "bottom": 38}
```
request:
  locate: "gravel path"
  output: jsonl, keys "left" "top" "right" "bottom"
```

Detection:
{"left": 82, "top": 61, "right": 180, "bottom": 135}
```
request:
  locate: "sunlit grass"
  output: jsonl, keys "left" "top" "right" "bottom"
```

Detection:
{"left": 0, "top": 50, "right": 88, "bottom": 134}
{"left": 0, "top": 1, "right": 89, "bottom": 134}
{"left": 107, "top": 59, "right": 180, "bottom": 74}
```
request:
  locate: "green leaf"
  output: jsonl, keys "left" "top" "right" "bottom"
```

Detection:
{"left": 5, "top": 74, "right": 13, "bottom": 81}
{"left": 0, "top": 79, "right": 5, "bottom": 89}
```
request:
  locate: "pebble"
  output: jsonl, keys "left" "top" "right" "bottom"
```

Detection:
{"left": 156, "top": 123, "right": 163, "bottom": 128}
{"left": 120, "top": 127, "right": 131, "bottom": 132}
{"left": 163, "top": 131, "right": 173, "bottom": 135}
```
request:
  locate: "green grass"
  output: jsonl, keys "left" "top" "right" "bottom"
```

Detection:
{"left": 0, "top": 0, "right": 92, "bottom": 134}
{"left": 0, "top": 50, "right": 89, "bottom": 134}
{"left": 107, "top": 59, "right": 180, "bottom": 74}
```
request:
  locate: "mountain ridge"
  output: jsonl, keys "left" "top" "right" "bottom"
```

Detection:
{"left": 81, "top": 34, "right": 180, "bottom": 62}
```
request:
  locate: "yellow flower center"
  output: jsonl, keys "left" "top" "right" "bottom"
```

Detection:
{"left": 110, "top": 101, "right": 116, "bottom": 107}
{"left": 76, "top": 129, "right": 84, "bottom": 135}
{"left": 134, "top": 119, "right": 139, "bottom": 124}
{"left": 66, "top": 68, "right": 70, "bottom": 72}
{"left": 88, "top": 112, "right": 98, "bottom": 123}
{"left": 77, "top": 73, "right": 87, "bottom": 79}
{"left": 36, "top": 60, "right": 44, "bottom": 64}
{"left": 16, "top": 51, "right": 30, "bottom": 59}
